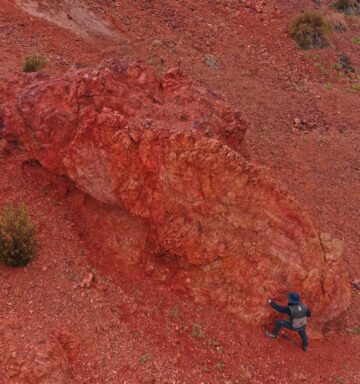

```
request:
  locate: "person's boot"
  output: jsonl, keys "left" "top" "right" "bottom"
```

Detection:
{"left": 265, "top": 331, "right": 277, "bottom": 338}
{"left": 302, "top": 345, "right": 308, "bottom": 352}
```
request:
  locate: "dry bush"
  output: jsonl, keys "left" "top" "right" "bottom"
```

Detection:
{"left": 338, "top": 53, "right": 355, "bottom": 72}
{"left": 327, "top": 13, "right": 350, "bottom": 31}
{"left": 289, "top": 11, "right": 331, "bottom": 49}
{"left": 23, "top": 55, "right": 47, "bottom": 73}
{"left": 0, "top": 204, "right": 37, "bottom": 266}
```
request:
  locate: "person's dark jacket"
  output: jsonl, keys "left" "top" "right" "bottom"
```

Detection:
{"left": 270, "top": 301, "right": 312, "bottom": 323}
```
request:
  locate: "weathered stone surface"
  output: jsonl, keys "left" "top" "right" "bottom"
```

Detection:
{"left": 1, "top": 59, "right": 351, "bottom": 327}
{"left": 319, "top": 232, "right": 345, "bottom": 263}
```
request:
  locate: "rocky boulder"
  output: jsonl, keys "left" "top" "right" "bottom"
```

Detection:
{"left": 0, "top": 59, "right": 351, "bottom": 327}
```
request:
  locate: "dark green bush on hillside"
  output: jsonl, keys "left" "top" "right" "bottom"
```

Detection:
{"left": 289, "top": 11, "right": 331, "bottom": 49}
{"left": 333, "top": 0, "right": 360, "bottom": 14}
{"left": 0, "top": 204, "right": 37, "bottom": 267}
{"left": 22, "top": 55, "right": 47, "bottom": 73}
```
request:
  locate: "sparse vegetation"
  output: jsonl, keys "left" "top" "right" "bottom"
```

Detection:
{"left": 327, "top": 13, "right": 349, "bottom": 31}
{"left": 146, "top": 55, "right": 164, "bottom": 66}
{"left": 347, "top": 82, "right": 360, "bottom": 92}
{"left": 216, "top": 361, "right": 225, "bottom": 370}
{"left": 22, "top": 54, "right": 47, "bottom": 73}
{"left": 0, "top": 204, "right": 37, "bottom": 267}
{"left": 333, "top": 0, "right": 360, "bottom": 14}
{"left": 207, "top": 337, "right": 220, "bottom": 347}
{"left": 168, "top": 306, "right": 179, "bottom": 318}
{"left": 338, "top": 53, "right": 355, "bottom": 73}
{"left": 351, "top": 35, "right": 360, "bottom": 44}
{"left": 139, "top": 352, "right": 152, "bottom": 364}
{"left": 313, "top": 61, "right": 329, "bottom": 76}
{"left": 334, "top": 375, "right": 348, "bottom": 384}
{"left": 208, "top": 337, "right": 224, "bottom": 353}
{"left": 192, "top": 323, "right": 205, "bottom": 339}
{"left": 351, "top": 326, "right": 360, "bottom": 334}
{"left": 289, "top": 11, "right": 331, "bottom": 49}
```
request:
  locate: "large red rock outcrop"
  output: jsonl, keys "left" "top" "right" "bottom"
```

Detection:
{"left": 0, "top": 59, "right": 351, "bottom": 327}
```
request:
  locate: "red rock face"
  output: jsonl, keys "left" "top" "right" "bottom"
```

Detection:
{"left": 1, "top": 60, "right": 351, "bottom": 327}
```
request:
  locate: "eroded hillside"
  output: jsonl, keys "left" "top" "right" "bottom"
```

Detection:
{"left": 0, "top": 0, "right": 360, "bottom": 383}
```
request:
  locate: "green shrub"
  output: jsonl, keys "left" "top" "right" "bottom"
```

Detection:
{"left": 289, "top": 11, "right": 331, "bottom": 49}
{"left": 0, "top": 204, "right": 37, "bottom": 266}
{"left": 192, "top": 323, "right": 205, "bottom": 338}
{"left": 22, "top": 55, "right": 47, "bottom": 73}
{"left": 333, "top": 0, "right": 360, "bottom": 14}
{"left": 139, "top": 352, "right": 151, "bottom": 364}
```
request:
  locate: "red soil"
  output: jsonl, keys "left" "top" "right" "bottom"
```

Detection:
{"left": 0, "top": 0, "right": 360, "bottom": 383}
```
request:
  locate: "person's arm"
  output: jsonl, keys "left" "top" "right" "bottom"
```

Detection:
{"left": 268, "top": 300, "right": 290, "bottom": 315}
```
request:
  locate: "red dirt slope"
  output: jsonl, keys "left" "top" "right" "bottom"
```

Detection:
{"left": 0, "top": 0, "right": 360, "bottom": 383}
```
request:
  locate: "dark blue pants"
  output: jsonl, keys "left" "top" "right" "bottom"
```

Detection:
{"left": 273, "top": 320, "right": 309, "bottom": 347}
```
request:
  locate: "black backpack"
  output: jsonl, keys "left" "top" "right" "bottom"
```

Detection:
{"left": 290, "top": 304, "right": 308, "bottom": 329}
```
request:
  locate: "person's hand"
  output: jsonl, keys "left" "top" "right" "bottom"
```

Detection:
{"left": 267, "top": 299, "right": 272, "bottom": 304}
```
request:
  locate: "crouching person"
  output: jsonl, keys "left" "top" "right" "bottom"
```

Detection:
{"left": 265, "top": 292, "right": 311, "bottom": 351}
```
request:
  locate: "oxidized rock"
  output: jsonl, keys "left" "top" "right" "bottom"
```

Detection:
{"left": 79, "top": 272, "right": 94, "bottom": 288}
{"left": 319, "top": 232, "right": 345, "bottom": 263}
{"left": 0, "top": 59, "right": 351, "bottom": 327}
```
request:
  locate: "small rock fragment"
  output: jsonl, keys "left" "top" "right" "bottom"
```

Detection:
{"left": 79, "top": 273, "right": 94, "bottom": 288}
{"left": 294, "top": 117, "right": 301, "bottom": 125}
{"left": 351, "top": 279, "right": 360, "bottom": 291}
{"left": 0, "top": 139, "right": 7, "bottom": 152}
{"left": 204, "top": 54, "right": 220, "bottom": 69}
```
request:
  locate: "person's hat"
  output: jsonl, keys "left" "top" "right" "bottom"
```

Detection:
{"left": 288, "top": 292, "right": 301, "bottom": 304}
